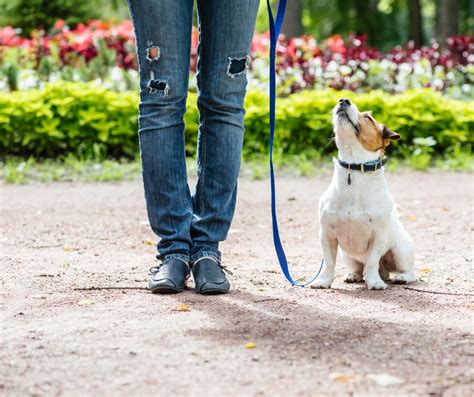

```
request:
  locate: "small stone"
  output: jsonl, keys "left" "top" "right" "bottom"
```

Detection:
{"left": 366, "top": 373, "right": 404, "bottom": 386}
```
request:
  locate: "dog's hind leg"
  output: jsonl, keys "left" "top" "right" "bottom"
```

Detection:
{"left": 390, "top": 229, "right": 416, "bottom": 284}
{"left": 342, "top": 252, "right": 364, "bottom": 283}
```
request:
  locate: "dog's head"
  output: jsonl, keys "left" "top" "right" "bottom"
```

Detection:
{"left": 332, "top": 99, "right": 400, "bottom": 156}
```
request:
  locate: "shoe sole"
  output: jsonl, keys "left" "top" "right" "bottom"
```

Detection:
{"left": 197, "top": 287, "right": 229, "bottom": 295}
{"left": 149, "top": 286, "right": 183, "bottom": 294}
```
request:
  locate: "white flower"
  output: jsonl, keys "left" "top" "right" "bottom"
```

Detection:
{"left": 327, "top": 60, "right": 339, "bottom": 72}
{"left": 339, "top": 65, "right": 352, "bottom": 76}
{"left": 110, "top": 66, "right": 122, "bottom": 82}
{"left": 399, "top": 63, "right": 412, "bottom": 74}
{"left": 18, "top": 69, "right": 38, "bottom": 90}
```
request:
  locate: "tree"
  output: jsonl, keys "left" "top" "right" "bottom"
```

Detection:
{"left": 438, "top": 0, "right": 460, "bottom": 41}
{"left": 408, "top": 0, "right": 424, "bottom": 46}
{"left": 281, "top": 0, "right": 304, "bottom": 37}
{"left": 353, "top": 0, "right": 380, "bottom": 42}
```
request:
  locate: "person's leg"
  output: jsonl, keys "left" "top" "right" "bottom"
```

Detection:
{"left": 191, "top": 0, "right": 260, "bottom": 265}
{"left": 127, "top": 0, "right": 194, "bottom": 263}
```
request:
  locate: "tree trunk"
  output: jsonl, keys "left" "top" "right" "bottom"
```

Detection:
{"left": 280, "top": 0, "right": 304, "bottom": 37}
{"left": 438, "top": 0, "right": 460, "bottom": 42}
{"left": 353, "top": 0, "right": 379, "bottom": 45}
{"left": 408, "top": 0, "right": 424, "bottom": 47}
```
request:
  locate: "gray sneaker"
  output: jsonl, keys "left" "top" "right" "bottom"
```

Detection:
{"left": 148, "top": 257, "right": 190, "bottom": 293}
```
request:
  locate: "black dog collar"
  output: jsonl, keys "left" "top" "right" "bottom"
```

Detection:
{"left": 337, "top": 157, "right": 388, "bottom": 185}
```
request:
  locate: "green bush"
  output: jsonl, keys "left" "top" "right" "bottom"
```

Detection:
{"left": 0, "top": 0, "right": 127, "bottom": 35}
{"left": 0, "top": 82, "right": 472, "bottom": 161}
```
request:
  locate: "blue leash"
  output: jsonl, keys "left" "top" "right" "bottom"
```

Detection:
{"left": 266, "top": 0, "right": 323, "bottom": 287}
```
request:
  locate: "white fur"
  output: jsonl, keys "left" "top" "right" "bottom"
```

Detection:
{"left": 310, "top": 101, "right": 416, "bottom": 290}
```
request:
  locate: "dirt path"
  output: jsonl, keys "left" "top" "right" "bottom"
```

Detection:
{"left": 1, "top": 172, "right": 473, "bottom": 396}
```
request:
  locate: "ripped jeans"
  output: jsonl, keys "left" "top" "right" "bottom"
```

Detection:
{"left": 127, "top": 0, "right": 260, "bottom": 264}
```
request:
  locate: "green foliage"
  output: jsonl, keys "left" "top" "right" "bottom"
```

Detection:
{"left": 0, "top": 82, "right": 138, "bottom": 160}
{"left": 1, "top": 155, "right": 141, "bottom": 184}
{"left": 0, "top": 0, "right": 129, "bottom": 34}
{"left": 0, "top": 0, "right": 96, "bottom": 34}
{"left": 0, "top": 82, "right": 472, "bottom": 166}
{"left": 244, "top": 88, "right": 474, "bottom": 162}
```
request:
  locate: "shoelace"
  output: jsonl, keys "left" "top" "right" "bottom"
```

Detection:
{"left": 219, "top": 264, "right": 233, "bottom": 276}
{"left": 149, "top": 261, "right": 192, "bottom": 280}
{"left": 148, "top": 264, "right": 163, "bottom": 275}
{"left": 193, "top": 256, "right": 234, "bottom": 276}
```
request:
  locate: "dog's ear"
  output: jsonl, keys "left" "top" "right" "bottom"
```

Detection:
{"left": 382, "top": 125, "right": 400, "bottom": 143}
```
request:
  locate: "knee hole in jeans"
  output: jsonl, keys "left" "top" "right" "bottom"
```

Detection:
{"left": 226, "top": 55, "right": 250, "bottom": 78}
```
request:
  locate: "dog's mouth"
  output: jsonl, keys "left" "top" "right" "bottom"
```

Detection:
{"left": 335, "top": 107, "right": 360, "bottom": 134}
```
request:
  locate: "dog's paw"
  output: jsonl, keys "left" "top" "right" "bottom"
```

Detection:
{"left": 391, "top": 272, "right": 416, "bottom": 284}
{"left": 366, "top": 279, "right": 388, "bottom": 290}
{"left": 310, "top": 278, "right": 333, "bottom": 289}
{"left": 343, "top": 272, "right": 364, "bottom": 283}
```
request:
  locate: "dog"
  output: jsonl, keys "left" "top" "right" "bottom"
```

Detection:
{"left": 310, "top": 98, "right": 416, "bottom": 290}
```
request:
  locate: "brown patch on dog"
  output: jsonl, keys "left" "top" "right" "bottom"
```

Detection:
{"left": 379, "top": 249, "right": 396, "bottom": 272}
{"left": 356, "top": 112, "right": 400, "bottom": 153}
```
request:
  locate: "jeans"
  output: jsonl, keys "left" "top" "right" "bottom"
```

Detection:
{"left": 127, "top": 0, "right": 259, "bottom": 264}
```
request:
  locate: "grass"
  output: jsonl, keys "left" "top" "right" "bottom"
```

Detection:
{"left": 1, "top": 151, "right": 473, "bottom": 184}
{"left": 1, "top": 155, "right": 142, "bottom": 184}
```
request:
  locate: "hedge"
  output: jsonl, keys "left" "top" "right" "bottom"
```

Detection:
{"left": 0, "top": 82, "right": 472, "bottom": 160}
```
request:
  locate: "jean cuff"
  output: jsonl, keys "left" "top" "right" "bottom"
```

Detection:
{"left": 157, "top": 253, "right": 190, "bottom": 264}
{"left": 190, "top": 250, "right": 221, "bottom": 265}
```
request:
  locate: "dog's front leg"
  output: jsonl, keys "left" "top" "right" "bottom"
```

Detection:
{"left": 364, "top": 237, "right": 388, "bottom": 290}
{"left": 310, "top": 231, "right": 337, "bottom": 289}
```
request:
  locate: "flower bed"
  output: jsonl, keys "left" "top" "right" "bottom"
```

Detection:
{"left": 0, "top": 20, "right": 472, "bottom": 98}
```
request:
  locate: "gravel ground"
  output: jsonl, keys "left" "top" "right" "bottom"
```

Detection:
{"left": 1, "top": 171, "right": 473, "bottom": 397}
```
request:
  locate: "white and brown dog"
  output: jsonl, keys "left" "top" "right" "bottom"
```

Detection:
{"left": 311, "top": 98, "right": 416, "bottom": 290}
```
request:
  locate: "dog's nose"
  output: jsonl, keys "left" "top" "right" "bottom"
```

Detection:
{"left": 339, "top": 98, "right": 351, "bottom": 106}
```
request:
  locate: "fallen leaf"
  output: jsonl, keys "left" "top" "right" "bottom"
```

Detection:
{"left": 174, "top": 303, "right": 190, "bottom": 312}
{"left": 329, "top": 373, "right": 361, "bottom": 383}
{"left": 144, "top": 239, "right": 154, "bottom": 245}
{"left": 245, "top": 342, "right": 256, "bottom": 349}
{"left": 418, "top": 275, "right": 430, "bottom": 283}
{"left": 366, "top": 373, "right": 404, "bottom": 386}
{"left": 408, "top": 215, "right": 417, "bottom": 221}
{"left": 443, "top": 206, "right": 450, "bottom": 211}
{"left": 63, "top": 247, "right": 72, "bottom": 252}
{"left": 78, "top": 299, "right": 95, "bottom": 306}
{"left": 419, "top": 267, "right": 432, "bottom": 273}
{"left": 257, "top": 287, "right": 268, "bottom": 292}
{"left": 467, "top": 303, "right": 474, "bottom": 310}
